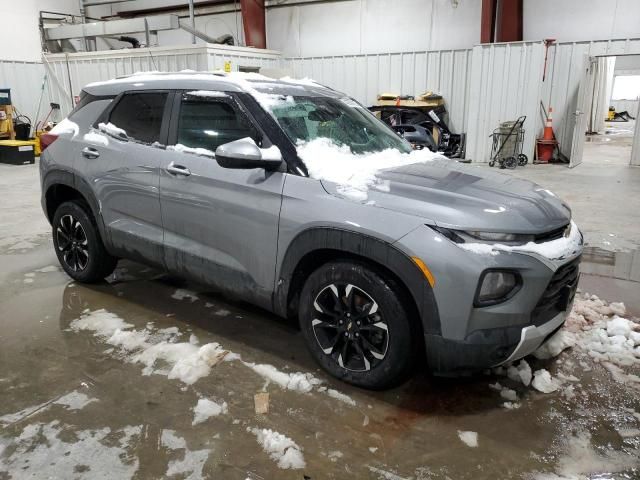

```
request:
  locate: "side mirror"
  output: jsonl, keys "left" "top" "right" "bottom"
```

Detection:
{"left": 215, "top": 138, "right": 282, "bottom": 170}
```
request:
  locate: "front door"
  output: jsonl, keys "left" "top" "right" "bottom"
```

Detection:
{"left": 81, "top": 90, "right": 172, "bottom": 267}
{"left": 159, "top": 91, "right": 285, "bottom": 309}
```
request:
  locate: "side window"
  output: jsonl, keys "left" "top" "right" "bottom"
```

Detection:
{"left": 108, "top": 92, "right": 168, "bottom": 144}
{"left": 176, "top": 94, "right": 261, "bottom": 152}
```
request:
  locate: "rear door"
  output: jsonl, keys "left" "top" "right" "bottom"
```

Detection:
{"left": 80, "top": 90, "right": 173, "bottom": 267}
{"left": 159, "top": 91, "right": 285, "bottom": 308}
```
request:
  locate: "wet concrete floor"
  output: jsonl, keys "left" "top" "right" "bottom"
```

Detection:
{"left": 1, "top": 162, "right": 639, "bottom": 479}
{"left": 1, "top": 241, "right": 639, "bottom": 480}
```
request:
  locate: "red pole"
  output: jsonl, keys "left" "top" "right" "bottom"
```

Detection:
{"left": 240, "top": 0, "right": 266, "bottom": 49}
{"left": 481, "top": 0, "right": 497, "bottom": 43}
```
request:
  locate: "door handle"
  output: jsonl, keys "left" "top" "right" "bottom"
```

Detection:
{"left": 82, "top": 147, "right": 100, "bottom": 159}
{"left": 167, "top": 162, "right": 191, "bottom": 176}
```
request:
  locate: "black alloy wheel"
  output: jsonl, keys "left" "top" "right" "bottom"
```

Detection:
{"left": 56, "top": 214, "right": 90, "bottom": 272}
{"left": 311, "top": 283, "right": 389, "bottom": 372}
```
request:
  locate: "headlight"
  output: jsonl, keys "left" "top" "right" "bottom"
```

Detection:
{"left": 475, "top": 270, "right": 521, "bottom": 306}
{"left": 429, "top": 226, "right": 534, "bottom": 245}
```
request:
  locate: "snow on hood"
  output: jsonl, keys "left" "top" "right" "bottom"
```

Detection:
{"left": 298, "top": 138, "right": 443, "bottom": 201}
{"left": 460, "top": 220, "right": 583, "bottom": 261}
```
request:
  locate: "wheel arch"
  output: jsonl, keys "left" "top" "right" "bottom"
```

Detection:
{"left": 274, "top": 228, "right": 441, "bottom": 336}
{"left": 43, "top": 170, "right": 109, "bottom": 243}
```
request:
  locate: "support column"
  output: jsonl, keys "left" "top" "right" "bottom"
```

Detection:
{"left": 240, "top": 0, "right": 266, "bottom": 49}
{"left": 481, "top": 0, "right": 523, "bottom": 44}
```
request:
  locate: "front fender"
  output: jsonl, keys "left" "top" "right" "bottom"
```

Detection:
{"left": 274, "top": 227, "right": 441, "bottom": 335}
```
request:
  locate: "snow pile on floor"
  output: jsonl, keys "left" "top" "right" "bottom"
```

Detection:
{"left": 491, "top": 293, "right": 639, "bottom": 405}
{"left": 0, "top": 421, "right": 141, "bottom": 479}
{"left": 161, "top": 429, "right": 210, "bottom": 479}
{"left": 69, "top": 309, "right": 233, "bottom": 385}
{"left": 457, "top": 431, "right": 478, "bottom": 448}
{"left": 318, "top": 387, "right": 357, "bottom": 406}
{"left": 249, "top": 428, "right": 306, "bottom": 469}
{"left": 53, "top": 391, "right": 98, "bottom": 411}
{"left": 171, "top": 288, "right": 200, "bottom": 302}
{"left": 565, "top": 294, "right": 640, "bottom": 387}
{"left": 531, "top": 369, "right": 560, "bottom": 393}
{"left": 462, "top": 221, "right": 582, "bottom": 261}
{"left": 531, "top": 430, "right": 640, "bottom": 480}
{"left": 297, "top": 137, "right": 441, "bottom": 201}
{"left": 243, "top": 362, "right": 321, "bottom": 393}
{"left": 192, "top": 398, "right": 228, "bottom": 425}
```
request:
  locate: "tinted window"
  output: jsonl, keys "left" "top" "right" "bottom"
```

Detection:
{"left": 108, "top": 92, "right": 167, "bottom": 143}
{"left": 177, "top": 96, "right": 260, "bottom": 152}
{"left": 68, "top": 91, "right": 114, "bottom": 121}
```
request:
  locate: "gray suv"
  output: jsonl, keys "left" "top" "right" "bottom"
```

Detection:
{"left": 40, "top": 73, "right": 583, "bottom": 389}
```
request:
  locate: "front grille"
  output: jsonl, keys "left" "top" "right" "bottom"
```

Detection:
{"left": 531, "top": 256, "right": 581, "bottom": 326}
{"left": 534, "top": 224, "right": 569, "bottom": 243}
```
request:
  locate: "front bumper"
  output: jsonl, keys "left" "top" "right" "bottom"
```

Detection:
{"left": 425, "top": 311, "right": 567, "bottom": 374}
{"left": 396, "top": 224, "right": 582, "bottom": 375}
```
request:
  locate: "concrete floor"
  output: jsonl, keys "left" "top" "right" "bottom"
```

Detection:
{"left": 1, "top": 160, "right": 640, "bottom": 479}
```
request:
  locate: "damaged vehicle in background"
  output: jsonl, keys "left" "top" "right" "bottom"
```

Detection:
{"left": 369, "top": 92, "right": 467, "bottom": 158}
{"left": 39, "top": 72, "right": 583, "bottom": 389}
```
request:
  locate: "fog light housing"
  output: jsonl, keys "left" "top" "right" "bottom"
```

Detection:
{"left": 474, "top": 270, "right": 521, "bottom": 306}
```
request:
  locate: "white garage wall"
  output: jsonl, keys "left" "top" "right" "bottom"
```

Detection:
{"left": 523, "top": 0, "right": 640, "bottom": 44}
{"left": 287, "top": 48, "right": 472, "bottom": 132}
{"left": 44, "top": 44, "right": 283, "bottom": 116}
{"left": 267, "top": 0, "right": 480, "bottom": 57}
{"left": 0, "top": 0, "right": 80, "bottom": 61}
{"left": 0, "top": 60, "right": 50, "bottom": 125}
{"left": 465, "top": 42, "right": 545, "bottom": 163}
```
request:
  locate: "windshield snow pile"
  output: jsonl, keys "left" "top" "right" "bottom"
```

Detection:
{"left": 298, "top": 138, "right": 441, "bottom": 201}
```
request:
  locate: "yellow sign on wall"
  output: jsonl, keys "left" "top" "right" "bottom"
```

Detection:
{"left": 224, "top": 61, "right": 232, "bottom": 73}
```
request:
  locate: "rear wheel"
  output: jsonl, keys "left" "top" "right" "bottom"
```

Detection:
{"left": 52, "top": 201, "right": 117, "bottom": 283}
{"left": 299, "top": 261, "right": 415, "bottom": 389}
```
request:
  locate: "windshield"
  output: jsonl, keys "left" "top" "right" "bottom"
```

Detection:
{"left": 265, "top": 95, "right": 412, "bottom": 154}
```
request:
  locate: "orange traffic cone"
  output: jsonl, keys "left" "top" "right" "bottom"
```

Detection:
{"left": 537, "top": 107, "right": 556, "bottom": 163}
{"left": 543, "top": 107, "right": 554, "bottom": 140}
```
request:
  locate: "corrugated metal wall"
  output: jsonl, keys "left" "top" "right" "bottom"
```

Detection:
{"left": 465, "top": 42, "right": 545, "bottom": 163}
{"left": 44, "top": 44, "right": 282, "bottom": 116}
{"left": 286, "top": 49, "right": 473, "bottom": 133}
{"left": 0, "top": 60, "right": 50, "bottom": 125}
{"left": 542, "top": 38, "right": 640, "bottom": 156}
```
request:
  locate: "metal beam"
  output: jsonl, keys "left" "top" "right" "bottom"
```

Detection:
{"left": 44, "top": 15, "right": 179, "bottom": 40}
{"left": 240, "top": 0, "right": 266, "bottom": 49}
{"left": 481, "top": 0, "right": 496, "bottom": 43}
{"left": 496, "top": 0, "right": 523, "bottom": 42}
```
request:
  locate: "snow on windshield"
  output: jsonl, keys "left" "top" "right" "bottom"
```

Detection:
{"left": 297, "top": 138, "right": 441, "bottom": 201}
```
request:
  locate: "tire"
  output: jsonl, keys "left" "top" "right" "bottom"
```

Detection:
{"left": 517, "top": 153, "right": 528, "bottom": 166}
{"left": 52, "top": 201, "right": 117, "bottom": 283}
{"left": 503, "top": 156, "right": 517, "bottom": 169}
{"left": 298, "top": 261, "right": 416, "bottom": 389}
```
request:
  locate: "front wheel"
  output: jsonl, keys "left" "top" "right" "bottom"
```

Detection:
{"left": 299, "top": 261, "right": 416, "bottom": 389}
{"left": 52, "top": 201, "right": 118, "bottom": 283}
